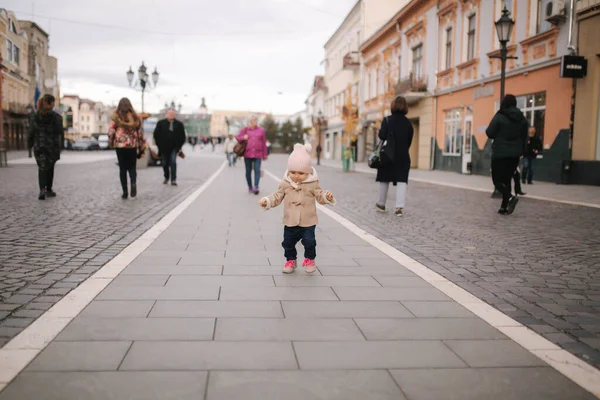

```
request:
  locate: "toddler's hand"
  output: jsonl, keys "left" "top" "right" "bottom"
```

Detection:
{"left": 259, "top": 199, "right": 267, "bottom": 207}
{"left": 326, "top": 191, "right": 334, "bottom": 201}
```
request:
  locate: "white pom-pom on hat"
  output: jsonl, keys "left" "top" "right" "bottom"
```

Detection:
{"left": 304, "top": 143, "right": 313, "bottom": 154}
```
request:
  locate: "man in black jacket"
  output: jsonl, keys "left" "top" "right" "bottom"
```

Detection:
{"left": 522, "top": 126, "right": 542, "bottom": 184}
{"left": 154, "top": 108, "right": 186, "bottom": 186}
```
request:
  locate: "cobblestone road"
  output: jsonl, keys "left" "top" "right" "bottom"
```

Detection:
{"left": 0, "top": 150, "right": 223, "bottom": 346}
{"left": 266, "top": 156, "right": 600, "bottom": 367}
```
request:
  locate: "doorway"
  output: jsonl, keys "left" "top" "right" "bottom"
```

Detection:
{"left": 462, "top": 108, "right": 473, "bottom": 174}
{"left": 409, "top": 119, "right": 419, "bottom": 168}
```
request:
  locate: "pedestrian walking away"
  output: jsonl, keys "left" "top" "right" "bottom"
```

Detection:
{"left": 27, "top": 94, "right": 63, "bottom": 200}
{"left": 375, "top": 96, "right": 414, "bottom": 217}
{"left": 223, "top": 134, "right": 238, "bottom": 167}
{"left": 523, "top": 126, "right": 542, "bottom": 185}
{"left": 316, "top": 144, "right": 322, "bottom": 166}
{"left": 259, "top": 143, "right": 336, "bottom": 274}
{"left": 153, "top": 108, "right": 186, "bottom": 186}
{"left": 486, "top": 94, "right": 528, "bottom": 215}
{"left": 237, "top": 115, "right": 267, "bottom": 194}
{"left": 108, "top": 98, "right": 146, "bottom": 200}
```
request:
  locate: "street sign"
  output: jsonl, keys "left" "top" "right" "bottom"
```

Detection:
{"left": 560, "top": 55, "right": 588, "bottom": 78}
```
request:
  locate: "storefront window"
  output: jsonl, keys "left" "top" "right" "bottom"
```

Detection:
{"left": 520, "top": 91, "right": 546, "bottom": 145}
{"left": 443, "top": 109, "right": 463, "bottom": 156}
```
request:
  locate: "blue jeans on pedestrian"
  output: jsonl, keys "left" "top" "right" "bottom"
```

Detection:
{"left": 226, "top": 152, "right": 236, "bottom": 167}
{"left": 244, "top": 157, "right": 261, "bottom": 189}
{"left": 522, "top": 156, "right": 535, "bottom": 183}
{"left": 162, "top": 150, "right": 178, "bottom": 182}
{"left": 282, "top": 225, "right": 316, "bottom": 261}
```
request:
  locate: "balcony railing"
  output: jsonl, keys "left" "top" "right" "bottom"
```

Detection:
{"left": 396, "top": 72, "right": 428, "bottom": 95}
{"left": 7, "top": 102, "right": 29, "bottom": 115}
{"left": 343, "top": 52, "right": 360, "bottom": 69}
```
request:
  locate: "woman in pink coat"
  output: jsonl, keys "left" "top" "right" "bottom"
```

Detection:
{"left": 237, "top": 116, "right": 268, "bottom": 194}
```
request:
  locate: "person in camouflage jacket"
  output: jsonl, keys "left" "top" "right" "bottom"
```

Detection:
{"left": 27, "top": 94, "right": 63, "bottom": 200}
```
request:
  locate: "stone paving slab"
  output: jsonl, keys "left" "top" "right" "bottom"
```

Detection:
{"left": 120, "top": 341, "right": 297, "bottom": 371}
{"left": 55, "top": 317, "right": 215, "bottom": 341}
{"left": 390, "top": 367, "right": 595, "bottom": 400}
{"left": 0, "top": 158, "right": 597, "bottom": 399}
{"left": 206, "top": 370, "right": 406, "bottom": 400}
{"left": 0, "top": 371, "right": 208, "bottom": 400}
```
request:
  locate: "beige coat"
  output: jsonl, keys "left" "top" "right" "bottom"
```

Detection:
{"left": 224, "top": 138, "right": 237, "bottom": 153}
{"left": 261, "top": 168, "right": 336, "bottom": 227}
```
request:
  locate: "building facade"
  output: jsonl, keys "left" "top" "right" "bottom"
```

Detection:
{"left": 1, "top": 9, "right": 31, "bottom": 150}
{"left": 572, "top": 0, "right": 600, "bottom": 185}
{"left": 433, "top": 0, "right": 573, "bottom": 183}
{"left": 60, "top": 95, "right": 112, "bottom": 140}
{"left": 360, "top": 0, "right": 438, "bottom": 170}
{"left": 305, "top": 76, "right": 327, "bottom": 154}
{"left": 323, "top": 1, "right": 362, "bottom": 161}
{"left": 19, "top": 21, "right": 59, "bottom": 108}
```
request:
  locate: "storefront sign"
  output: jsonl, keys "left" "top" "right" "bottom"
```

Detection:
{"left": 474, "top": 85, "right": 494, "bottom": 100}
{"left": 560, "top": 55, "right": 588, "bottom": 78}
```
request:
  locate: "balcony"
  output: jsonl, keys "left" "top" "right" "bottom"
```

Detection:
{"left": 7, "top": 102, "right": 30, "bottom": 115}
{"left": 395, "top": 73, "right": 429, "bottom": 104}
{"left": 343, "top": 52, "right": 360, "bottom": 69}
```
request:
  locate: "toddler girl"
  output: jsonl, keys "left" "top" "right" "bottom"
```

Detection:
{"left": 259, "top": 143, "right": 336, "bottom": 274}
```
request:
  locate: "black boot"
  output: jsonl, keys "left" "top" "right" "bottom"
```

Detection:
{"left": 121, "top": 184, "right": 128, "bottom": 199}
{"left": 38, "top": 189, "right": 46, "bottom": 200}
{"left": 46, "top": 189, "right": 57, "bottom": 197}
{"left": 130, "top": 183, "right": 137, "bottom": 198}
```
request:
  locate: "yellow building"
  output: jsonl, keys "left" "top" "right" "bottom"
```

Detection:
{"left": 1, "top": 9, "right": 31, "bottom": 150}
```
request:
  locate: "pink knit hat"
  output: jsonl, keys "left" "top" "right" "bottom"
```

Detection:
{"left": 287, "top": 143, "right": 313, "bottom": 174}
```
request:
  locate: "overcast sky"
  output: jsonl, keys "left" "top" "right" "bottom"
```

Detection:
{"left": 8, "top": 0, "right": 355, "bottom": 115}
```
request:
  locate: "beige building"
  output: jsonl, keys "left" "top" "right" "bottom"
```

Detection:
{"left": 1, "top": 9, "right": 31, "bottom": 150}
{"left": 210, "top": 110, "right": 266, "bottom": 137}
{"left": 61, "top": 95, "right": 112, "bottom": 140}
{"left": 322, "top": 1, "right": 362, "bottom": 161}
{"left": 20, "top": 21, "right": 59, "bottom": 105}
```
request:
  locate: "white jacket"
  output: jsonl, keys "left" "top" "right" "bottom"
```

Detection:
{"left": 224, "top": 138, "right": 237, "bottom": 153}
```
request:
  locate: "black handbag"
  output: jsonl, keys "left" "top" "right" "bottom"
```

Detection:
{"left": 368, "top": 140, "right": 383, "bottom": 169}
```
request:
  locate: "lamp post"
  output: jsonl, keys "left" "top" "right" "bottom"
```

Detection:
{"left": 126, "top": 62, "right": 159, "bottom": 113}
{"left": 491, "top": 6, "right": 516, "bottom": 102}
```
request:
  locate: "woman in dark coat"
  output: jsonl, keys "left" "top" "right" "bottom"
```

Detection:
{"left": 375, "top": 96, "right": 414, "bottom": 217}
{"left": 27, "top": 94, "right": 63, "bottom": 200}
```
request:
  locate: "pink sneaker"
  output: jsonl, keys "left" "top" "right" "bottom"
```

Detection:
{"left": 303, "top": 259, "right": 317, "bottom": 274}
{"left": 282, "top": 260, "right": 297, "bottom": 274}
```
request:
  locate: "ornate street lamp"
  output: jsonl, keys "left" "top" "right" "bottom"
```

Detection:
{"left": 126, "top": 62, "right": 159, "bottom": 113}
{"left": 491, "top": 6, "right": 516, "bottom": 102}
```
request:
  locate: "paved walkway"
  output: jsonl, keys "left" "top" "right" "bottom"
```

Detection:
{"left": 0, "top": 161, "right": 596, "bottom": 399}
{"left": 319, "top": 158, "right": 600, "bottom": 208}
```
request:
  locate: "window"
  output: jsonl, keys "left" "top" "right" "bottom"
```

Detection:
{"left": 467, "top": 14, "right": 476, "bottom": 60}
{"left": 6, "top": 40, "right": 13, "bottom": 62}
{"left": 445, "top": 27, "right": 453, "bottom": 70}
{"left": 443, "top": 109, "right": 463, "bottom": 155}
{"left": 412, "top": 44, "right": 423, "bottom": 80}
{"left": 10, "top": 20, "right": 17, "bottom": 34}
{"left": 519, "top": 91, "right": 546, "bottom": 145}
{"left": 536, "top": 0, "right": 552, "bottom": 34}
{"left": 13, "top": 46, "right": 19, "bottom": 65}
